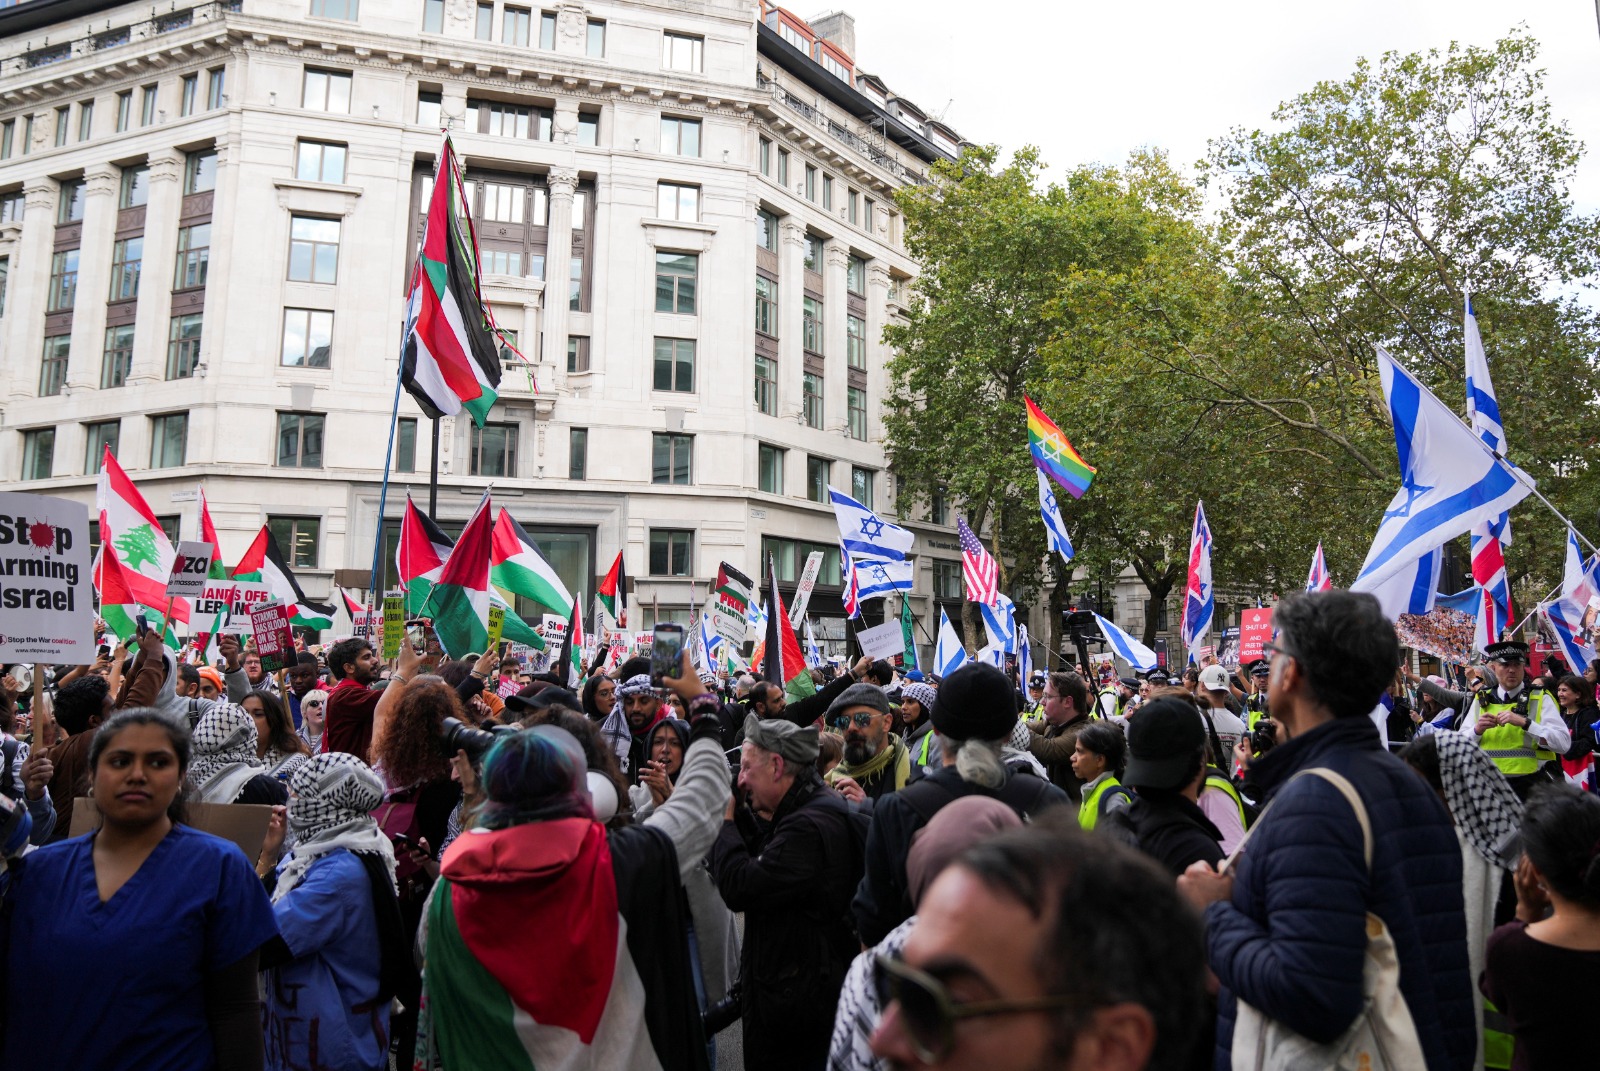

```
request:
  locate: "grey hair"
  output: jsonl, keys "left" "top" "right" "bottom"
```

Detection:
{"left": 941, "top": 733, "right": 1006, "bottom": 789}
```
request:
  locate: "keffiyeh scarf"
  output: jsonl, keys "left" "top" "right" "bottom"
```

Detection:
{"left": 188, "top": 703, "right": 263, "bottom": 798}
{"left": 1436, "top": 730, "right": 1523, "bottom": 869}
{"left": 274, "top": 752, "right": 397, "bottom": 902}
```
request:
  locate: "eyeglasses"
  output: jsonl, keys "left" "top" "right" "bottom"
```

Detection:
{"left": 303, "top": 702, "right": 322, "bottom": 709}
{"left": 1261, "top": 642, "right": 1293, "bottom": 664}
{"left": 873, "top": 954, "right": 1076, "bottom": 1064}
{"left": 831, "top": 711, "right": 882, "bottom": 729}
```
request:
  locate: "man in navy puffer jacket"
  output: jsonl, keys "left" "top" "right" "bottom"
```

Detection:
{"left": 1178, "top": 591, "right": 1474, "bottom": 1071}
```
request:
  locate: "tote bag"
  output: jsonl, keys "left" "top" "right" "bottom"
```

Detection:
{"left": 1229, "top": 768, "right": 1427, "bottom": 1071}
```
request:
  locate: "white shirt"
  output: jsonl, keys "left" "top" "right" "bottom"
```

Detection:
{"left": 1471, "top": 686, "right": 1570, "bottom": 755}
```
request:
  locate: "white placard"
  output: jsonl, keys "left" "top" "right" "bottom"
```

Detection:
{"left": 857, "top": 620, "right": 906, "bottom": 660}
{"left": 0, "top": 493, "right": 93, "bottom": 662}
{"left": 787, "top": 551, "right": 825, "bottom": 627}
{"left": 165, "top": 541, "right": 215, "bottom": 600}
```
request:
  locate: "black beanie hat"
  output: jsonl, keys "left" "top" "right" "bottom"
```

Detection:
{"left": 931, "top": 663, "right": 1018, "bottom": 742}
{"left": 1125, "top": 696, "right": 1207, "bottom": 790}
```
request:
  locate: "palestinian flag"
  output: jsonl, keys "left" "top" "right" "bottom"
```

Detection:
{"left": 555, "top": 596, "right": 584, "bottom": 688}
{"left": 400, "top": 136, "right": 501, "bottom": 427}
{"left": 96, "top": 445, "right": 188, "bottom": 624}
{"left": 597, "top": 551, "right": 628, "bottom": 627}
{"left": 198, "top": 489, "right": 230, "bottom": 578}
{"left": 233, "top": 526, "right": 335, "bottom": 631}
{"left": 98, "top": 538, "right": 179, "bottom": 649}
{"left": 491, "top": 510, "right": 574, "bottom": 617}
{"left": 762, "top": 559, "right": 816, "bottom": 704}
{"left": 422, "top": 492, "right": 494, "bottom": 659}
{"left": 398, "top": 494, "right": 454, "bottom": 614}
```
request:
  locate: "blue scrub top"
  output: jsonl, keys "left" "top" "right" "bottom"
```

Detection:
{"left": 3, "top": 823, "right": 279, "bottom": 1071}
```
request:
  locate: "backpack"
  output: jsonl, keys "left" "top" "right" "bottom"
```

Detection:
{"left": 0, "top": 738, "right": 17, "bottom": 802}
{"left": 1098, "top": 784, "right": 1134, "bottom": 820}
{"left": 896, "top": 767, "right": 1059, "bottom": 826}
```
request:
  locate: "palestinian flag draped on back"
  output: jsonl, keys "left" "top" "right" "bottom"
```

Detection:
{"left": 401, "top": 136, "right": 501, "bottom": 427}
{"left": 762, "top": 559, "right": 816, "bottom": 705}
{"left": 490, "top": 510, "right": 574, "bottom": 617}
{"left": 400, "top": 497, "right": 545, "bottom": 650}
{"left": 422, "top": 492, "right": 495, "bottom": 659}
{"left": 232, "top": 526, "right": 335, "bottom": 631}
{"left": 597, "top": 551, "right": 628, "bottom": 628}
{"left": 96, "top": 446, "right": 188, "bottom": 625}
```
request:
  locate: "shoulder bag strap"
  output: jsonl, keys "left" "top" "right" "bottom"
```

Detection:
{"left": 1220, "top": 765, "right": 1372, "bottom": 875}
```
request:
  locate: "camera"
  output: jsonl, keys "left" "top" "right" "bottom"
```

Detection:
{"left": 1250, "top": 719, "right": 1279, "bottom": 756}
{"left": 439, "top": 715, "right": 517, "bottom": 761}
{"left": 703, "top": 982, "right": 742, "bottom": 1035}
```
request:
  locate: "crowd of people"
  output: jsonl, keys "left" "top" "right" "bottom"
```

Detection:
{"left": 0, "top": 587, "right": 1598, "bottom": 1070}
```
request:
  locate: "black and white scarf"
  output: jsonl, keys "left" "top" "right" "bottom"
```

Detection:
{"left": 273, "top": 752, "right": 397, "bottom": 903}
{"left": 1436, "top": 730, "right": 1523, "bottom": 869}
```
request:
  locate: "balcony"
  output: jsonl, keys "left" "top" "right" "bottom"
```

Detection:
{"left": 3, "top": 1, "right": 241, "bottom": 78}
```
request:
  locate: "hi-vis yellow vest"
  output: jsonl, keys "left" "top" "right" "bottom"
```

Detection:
{"left": 1474, "top": 690, "right": 1555, "bottom": 777}
{"left": 1078, "top": 776, "right": 1125, "bottom": 831}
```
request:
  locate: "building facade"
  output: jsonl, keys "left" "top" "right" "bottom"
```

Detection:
{"left": 0, "top": 0, "right": 977, "bottom": 657}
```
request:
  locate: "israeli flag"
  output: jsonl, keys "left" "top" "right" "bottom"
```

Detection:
{"left": 1351, "top": 347, "right": 1533, "bottom": 606}
{"left": 853, "top": 556, "right": 915, "bottom": 600}
{"left": 1017, "top": 623, "right": 1032, "bottom": 687}
{"left": 1542, "top": 599, "right": 1594, "bottom": 674}
{"left": 1037, "top": 470, "right": 1075, "bottom": 565}
{"left": 935, "top": 608, "right": 970, "bottom": 678}
{"left": 804, "top": 617, "right": 826, "bottom": 669}
{"left": 979, "top": 593, "right": 1017, "bottom": 654}
{"left": 697, "top": 604, "right": 721, "bottom": 670}
{"left": 831, "top": 487, "right": 915, "bottom": 562}
{"left": 977, "top": 643, "right": 1006, "bottom": 668}
{"left": 1365, "top": 547, "right": 1443, "bottom": 621}
{"left": 745, "top": 599, "right": 768, "bottom": 643}
{"left": 1562, "top": 528, "right": 1600, "bottom": 607}
{"left": 1092, "top": 612, "right": 1159, "bottom": 672}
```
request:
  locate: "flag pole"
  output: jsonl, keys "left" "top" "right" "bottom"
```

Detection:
{"left": 366, "top": 320, "right": 408, "bottom": 613}
{"left": 428, "top": 417, "right": 441, "bottom": 517}
{"left": 1507, "top": 577, "right": 1565, "bottom": 637}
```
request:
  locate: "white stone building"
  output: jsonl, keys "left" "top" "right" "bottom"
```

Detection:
{"left": 0, "top": 0, "right": 973, "bottom": 656}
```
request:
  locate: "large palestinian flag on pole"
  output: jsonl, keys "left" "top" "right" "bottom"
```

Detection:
{"left": 400, "top": 136, "right": 501, "bottom": 426}
{"left": 233, "top": 526, "right": 335, "bottom": 630}
{"left": 490, "top": 509, "right": 574, "bottom": 617}
{"left": 198, "top": 489, "right": 230, "bottom": 578}
{"left": 96, "top": 446, "right": 188, "bottom": 625}
{"left": 597, "top": 551, "right": 628, "bottom": 628}
{"left": 762, "top": 559, "right": 816, "bottom": 705}
{"left": 422, "top": 492, "right": 494, "bottom": 659}
{"left": 398, "top": 497, "right": 544, "bottom": 651}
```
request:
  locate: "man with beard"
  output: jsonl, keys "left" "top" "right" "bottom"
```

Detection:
{"left": 617, "top": 673, "right": 667, "bottom": 780}
{"left": 827, "top": 683, "right": 910, "bottom": 804}
{"left": 322, "top": 636, "right": 426, "bottom": 762}
{"left": 743, "top": 654, "right": 873, "bottom": 729}
{"left": 242, "top": 648, "right": 279, "bottom": 695}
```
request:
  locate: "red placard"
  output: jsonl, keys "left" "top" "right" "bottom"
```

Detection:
{"left": 1240, "top": 607, "right": 1274, "bottom": 665}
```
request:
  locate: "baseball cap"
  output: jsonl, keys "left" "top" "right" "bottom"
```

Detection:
{"left": 1199, "top": 665, "right": 1230, "bottom": 692}
{"left": 1125, "top": 697, "right": 1207, "bottom": 790}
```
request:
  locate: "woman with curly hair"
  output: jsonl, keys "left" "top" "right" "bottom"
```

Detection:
{"left": 242, "top": 691, "right": 310, "bottom": 783}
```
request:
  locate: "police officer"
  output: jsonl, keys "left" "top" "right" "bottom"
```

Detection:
{"left": 1241, "top": 659, "right": 1271, "bottom": 728}
{"left": 1023, "top": 672, "right": 1046, "bottom": 715}
{"left": 1455, "top": 640, "right": 1570, "bottom": 799}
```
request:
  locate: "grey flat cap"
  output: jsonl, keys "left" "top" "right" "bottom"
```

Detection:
{"left": 742, "top": 712, "right": 820, "bottom": 765}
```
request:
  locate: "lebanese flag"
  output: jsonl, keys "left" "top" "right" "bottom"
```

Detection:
{"left": 398, "top": 494, "right": 454, "bottom": 614}
{"left": 597, "top": 552, "right": 628, "bottom": 628}
{"left": 97, "top": 537, "right": 179, "bottom": 648}
{"left": 491, "top": 509, "right": 574, "bottom": 617}
{"left": 96, "top": 446, "right": 188, "bottom": 624}
{"left": 233, "top": 526, "right": 335, "bottom": 630}
{"left": 762, "top": 559, "right": 816, "bottom": 704}
{"left": 422, "top": 492, "right": 494, "bottom": 659}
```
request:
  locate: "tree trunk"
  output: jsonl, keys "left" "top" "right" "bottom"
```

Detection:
{"left": 1045, "top": 563, "right": 1073, "bottom": 670}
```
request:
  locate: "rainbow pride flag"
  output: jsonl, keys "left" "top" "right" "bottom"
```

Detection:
{"left": 1025, "top": 396, "right": 1096, "bottom": 498}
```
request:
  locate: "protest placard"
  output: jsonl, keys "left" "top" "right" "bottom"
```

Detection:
{"left": 381, "top": 591, "right": 405, "bottom": 659}
{"left": 710, "top": 562, "right": 754, "bottom": 650}
{"left": 164, "top": 541, "right": 214, "bottom": 601}
{"left": 787, "top": 552, "right": 825, "bottom": 627}
{"left": 1239, "top": 608, "right": 1274, "bottom": 664}
{"left": 1396, "top": 606, "right": 1476, "bottom": 664}
{"left": 350, "top": 606, "right": 380, "bottom": 639}
{"left": 0, "top": 492, "right": 93, "bottom": 664}
{"left": 857, "top": 620, "right": 906, "bottom": 660}
{"left": 191, "top": 580, "right": 271, "bottom": 636}
{"left": 1216, "top": 628, "right": 1241, "bottom": 668}
{"left": 250, "top": 601, "right": 296, "bottom": 673}
{"left": 541, "top": 613, "right": 568, "bottom": 647}
{"left": 487, "top": 604, "right": 505, "bottom": 649}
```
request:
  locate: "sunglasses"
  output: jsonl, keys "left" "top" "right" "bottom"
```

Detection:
{"left": 873, "top": 954, "right": 1075, "bottom": 1063}
{"left": 831, "top": 711, "right": 882, "bottom": 729}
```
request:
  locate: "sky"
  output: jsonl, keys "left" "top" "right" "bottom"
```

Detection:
{"left": 829, "top": 0, "right": 1600, "bottom": 212}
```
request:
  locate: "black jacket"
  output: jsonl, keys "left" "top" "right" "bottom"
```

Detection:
{"left": 1105, "top": 792, "right": 1224, "bottom": 878}
{"left": 851, "top": 766, "right": 1069, "bottom": 947}
{"left": 711, "top": 771, "right": 863, "bottom": 1071}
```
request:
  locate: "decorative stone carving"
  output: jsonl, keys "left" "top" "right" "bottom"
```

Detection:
{"left": 547, "top": 166, "right": 579, "bottom": 200}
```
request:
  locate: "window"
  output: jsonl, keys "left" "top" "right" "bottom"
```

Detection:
{"left": 150, "top": 413, "right": 188, "bottom": 468}
{"left": 77, "top": 100, "right": 94, "bottom": 141}
{"left": 933, "top": 560, "right": 962, "bottom": 600}
{"left": 759, "top": 136, "right": 771, "bottom": 175}
{"left": 660, "top": 116, "right": 700, "bottom": 156}
{"left": 539, "top": 11, "right": 557, "bottom": 49}
{"left": 822, "top": 174, "right": 833, "bottom": 210}
{"left": 296, "top": 139, "right": 346, "bottom": 184}
{"left": 852, "top": 466, "right": 874, "bottom": 508}
{"left": 120, "top": 164, "right": 149, "bottom": 208}
{"left": 48, "top": 250, "right": 79, "bottom": 311}
{"left": 931, "top": 488, "right": 950, "bottom": 526}
{"left": 847, "top": 314, "right": 866, "bottom": 369}
{"left": 576, "top": 111, "right": 599, "bottom": 146}
{"left": 802, "top": 373, "right": 824, "bottom": 429}
{"left": 302, "top": 68, "right": 352, "bottom": 113}
{"left": 58, "top": 178, "right": 86, "bottom": 223}
{"left": 848, "top": 254, "right": 866, "bottom": 295}
{"left": 268, "top": 517, "right": 320, "bottom": 568}
{"left": 865, "top": 197, "right": 875, "bottom": 230}
{"left": 470, "top": 423, "right": 518, "bottom": 478}
{"left": 184, "top": 149, "right": 217, "bottom": 194}
{"left": 756, "top": 208, "right": 778, "bottom": 252}
{"left": 759, "top": 444, "right": 784, "bottom": 494}
{"left": 395, "top": 417, "right": 417, "bottom": 473}
{"left": 649, "top": 529, "right": 693, "bottom": 576}
{"left": 21, "top": 115, "right": 32, "bottom": 155}
{"left": 778, "top": 148, "right": 789, "bottom": 186}
{"left": 754, "top": 276, "right": 777, "bottom": 336}
{"left": 0, "top": 193, "right": 18, "bottom": 224}
{"left": 481, "top": 182, "right": 524, "bottom": 223}
{"left": 411, "top": 92, "right": 441, "bottom": 129}
{"left": 802, "top": 297, "right": 822, "bottom": 353}
{"left": 180, "top": 74, "right": 198, "bottom": 117}
{"left": 109, "top": 238, "right": 143, "bottom": 301}
{"left": 207, "top": 67, "right": 226, "bottom": 110}
{"left": 54, "top": 106, "right": 69, "bottom": 147}
{"left": 662, "top": 32, "right": 703, "bottom": 72}
{"left": 569, "top": 427, "right": 588, "bottom": 480}
{"left": 310, "top": 0, "right": 358, "bottom": 19}
{"left": 566, "top": 336, "right": 590, "bottom": 373}
{"left": 655, "top": 252, "right": 696, "bottom": 314}
{"left": 0, "top": 120, "right": 12, "bottom": 159}
{"left": 848, "top": 188, "right": 859, "bottom": 225}
{"left": 276, "top": 412, "right": 325, "bottom": 468}
{"left": 656, "top": 182, "right": 699, "bottom": 222}
{"left": 282, "top": 308, "right": 333, "bottom": 367}
{"left": 84, "top": 422, "right": 119, "bottom": 474}
{"left": 102, "top": 326, "right": 134, "bottom": 388}
{"left": 141, "top": 84, "right": 158, "bottom": 126}
{"left": 166, "top": 314, "right": 203, "bottom": 379}
{"left": 805, "top": 165, "right": 817, "bottom": 201}
{"left": 763, "top": 536, "right": 843, "bottom": 585}
{"left": 20, "top": 429, "right": 54, "bottom": 481}
{"left": 653, "top": 338, "right": 695, "bottom": 392}
{"left": 806, "top": 456, "right": 831, "bottom": 503}
{"left": 288, "top": 216, "right": 340, "bottom": 283}
{"left": 481, "top": 249, "right": 523, "bottom": 276}
{"left": 424, "top": 0, "right": 445, "bottom": 32}
{"left": 848, "top": 387, "right": 867, "bottom": 441}
{"left": 39, "top": 335, "right": 69, "bottom": 396}
{"left": 821, "top": 53, "right": 851, "bottom": 82}
{"left": 586, "top": 19, "right": 605, "bottom": 56}
{"left": 502, "top": 6, "right": 530, "bottom": 46}
{"left": 652, "top": 433, "right": 692, "bottom": 485}
{"left": 568, "top": 255, "right": 583, "bottom": 311}
{"left": 174, "top": 224, "right": 211, "bottom": 289}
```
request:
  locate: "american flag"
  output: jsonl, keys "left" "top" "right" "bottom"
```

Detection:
{"left": 957, "top": 518, "right": 999, "bottom": 605}
{"left": 841, "top": 546, "right": 861, "bottom": 619}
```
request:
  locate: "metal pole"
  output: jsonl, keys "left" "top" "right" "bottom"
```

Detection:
{"left": 366, "top": 340, "right": 407, "bottom": 610}
{"left": 428, "top": 416, "right": 441, "bottom": 517}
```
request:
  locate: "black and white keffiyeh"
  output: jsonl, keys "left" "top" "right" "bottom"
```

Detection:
{"left": 188, "top": 703, "right": 263, "bottom": 796}
{"left": 1436, "top": 730, "right": 1523, "bottom": 869}
{"left": 274, "top": 752, "right": 396, "bottom": 903}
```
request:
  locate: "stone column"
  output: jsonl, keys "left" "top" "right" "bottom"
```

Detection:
{"left": 200, "top": 139, "right": 238, "bottom": 379}
{"left": 2, "top": 180, "right": 57, "bottom": 402}
{"left": 866, "top": 261, "right": 892, "bottom": 444}
{"left": 126, "top": 148, "right": 185, "bottom": 385}
{"left": 64, "top": 163, "right": 120, "bottom": 396}
{"left": 823, "top": 243, "right": 850, "bottom": 435}
{"left": 777, "top": 219, "right": 806, "bottom": 421}
{"left": 543, "top": 166, "right": 577, "bottom": 390}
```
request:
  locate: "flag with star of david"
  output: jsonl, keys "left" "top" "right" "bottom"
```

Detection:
{"left": 1038, "top": 470, "right": 1075, "bottom": 566}
{"left": 830, "top": 487, "right": 915, "bottom": 562}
